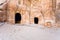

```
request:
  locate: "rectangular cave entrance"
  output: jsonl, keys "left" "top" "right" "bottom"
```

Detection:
{"left": 34, "top": 17, "right": 39, "bottom": 24}
{"left": 15, "top": 13, "right": 21, "bottom": 24}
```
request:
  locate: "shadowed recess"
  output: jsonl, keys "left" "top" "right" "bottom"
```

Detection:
{"left": 15, "top": 13, "right": 21, "bottom": 23}
{"left": 34, "top": 17, "right": 39, "bottom": 24}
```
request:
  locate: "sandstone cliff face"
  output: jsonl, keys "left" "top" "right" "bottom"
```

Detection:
{"left": 55, "top": 0, "right": 60, "bottom": 27}
{"left": 0, "top": 1, "right": 7, "bottom": 22}
{"left": 0, "top": 0, "right": 57, "bottom": 27}
{"left": 7, "top": 0, "right": 55, "bottom": 27}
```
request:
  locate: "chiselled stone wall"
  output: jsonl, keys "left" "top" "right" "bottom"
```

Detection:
{"left": 7, "top": 0, "right": 30, "bottom": 24}
{"left": 7, "top": 0, "right": 56, "bottom": 27}
{"left": 30, "top": 0, "right": 44, "bottom": 24}
{"left": 41, "top": 0, "right": 55, "bottom": 27}
{"left": 7, "top": 0, "right": 17, "bottom": 24}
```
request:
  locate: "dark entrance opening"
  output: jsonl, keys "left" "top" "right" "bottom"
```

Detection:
{"left": 34, "top": 17, "right": 39, "bottom": 24}
{"left": 15, "top": 13, "right": 21, "bottom": 23}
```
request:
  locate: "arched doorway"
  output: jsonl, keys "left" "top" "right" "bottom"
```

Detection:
{"left": 15, "top": 13, "right": 21, "bottom": 23}
{"left": 34, "top": 17, "right": 39, "bottom": 24}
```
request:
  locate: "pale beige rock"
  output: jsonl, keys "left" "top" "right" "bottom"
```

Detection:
{"left": 6, "top": 0, "right": 56, "bottom": 26}
{"left": 0, "top": 0, "right": 58, "bottom": 27}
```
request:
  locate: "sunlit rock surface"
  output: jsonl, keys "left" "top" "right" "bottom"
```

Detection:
{"left": 0, "top": 0, "right": 60, "bottom": 27}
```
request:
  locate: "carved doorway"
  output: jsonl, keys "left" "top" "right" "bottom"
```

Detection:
{"left": 34, "top": 17, "right": 39, "bottom": 24}
{"left": 15, "top": 13, "right": 21, "bottom": 23}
